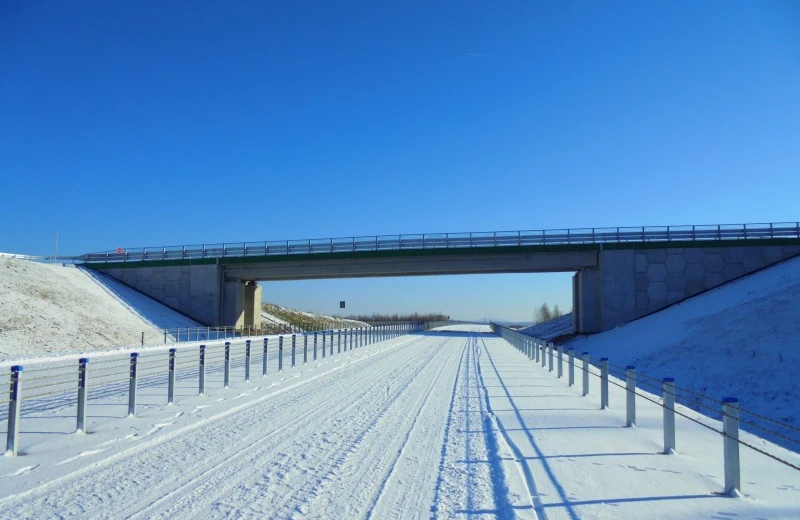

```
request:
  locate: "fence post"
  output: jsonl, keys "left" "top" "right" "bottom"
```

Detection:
{"left": 128, "top": 353, "right": 139, "bottom": 417}
{"left": 168, "top": 348, "right": 176, "bottom": 405}
{"left": 541, "top": 343, "right": 546, "bottom": 367}
{"left": 199, "top": 345, "right": 206, "bottom": 396}
{"left": 663, "top": 378, "right": 675, "bottom": 454}
{"left": 262, "top": 338, "right": 268, "bottom": 376}
{"left": 245, "top": 340, "right": 251, "bottom": 382}
{"left": 330, "top": 331, "right": 333, "bottom": 357}
{"left": 76, "top": 358, "right": 89, "bottom": 433}
{"left": 5, "top": 365, "right": 23, "bottom": 456}
{"left": 557, "top": 346, "right": 563, "bottom": 378}
{"left": 223, "top": 341, "right": 231, "bottom": 388}
{"left": 626, "top": 365, "right": 636, "bottom": 426}
{"left": 337, "top": 330, "right": 342, "bottom": 354}
{"left": 535, "top": 341, "right": 540, "bottom": 363}
{"left": 314, "top": 332, "right": 318, "bottom": 361}
{"left": 292, "top": 334, "right": 297, "bottom": 367}
{"left": 582, "top": 353, "right": 589, "bottom": 396}
{"left": 723, "top": 397, "right": 741, "bottom": 496}
{"left": 600, "top": 358, "right": 609, "bottom": 409}
{"left": 568, "top": 348, "right": 575, "bottom": 386}
{"left": 322, "top": 331, "right": 326, "bottom": 358}
{"left": 279, "top": 336, "right": 284, "bottom": 371}
{"left": 548, "top": 344, "right": 554, "bottom": 373}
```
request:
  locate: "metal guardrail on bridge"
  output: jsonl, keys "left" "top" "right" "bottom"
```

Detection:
{"left": 79, "top": 222, "right": 800, "bottom": 264}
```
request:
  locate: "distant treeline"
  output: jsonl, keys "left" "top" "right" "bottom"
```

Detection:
{"left": 344, "top": 312, "right": 450, "bottom": 323}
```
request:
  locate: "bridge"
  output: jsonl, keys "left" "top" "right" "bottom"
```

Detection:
{"left": 80, "top": 222, "right": 800, "bottom": 334}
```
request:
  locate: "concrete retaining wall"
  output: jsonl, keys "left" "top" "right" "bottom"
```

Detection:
{"left": 575, "top": 243, "right": 800, "bottom": 333}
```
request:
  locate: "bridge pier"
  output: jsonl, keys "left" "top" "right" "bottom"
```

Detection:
{"left": 222, "top": 280, "right": 262, "bottom": 330}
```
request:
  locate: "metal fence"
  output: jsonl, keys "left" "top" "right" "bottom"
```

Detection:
{"left": 78, "top": 222, "right": 800, "bottom": 264}
{"left": 491, "top": 324, "right": 800, "bottom": 498}
{"left": 2, "top": 322, "right": 426, "bottom": 457}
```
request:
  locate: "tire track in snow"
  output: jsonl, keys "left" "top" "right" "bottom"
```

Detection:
{"left": 431, "top": 331, "right": 512, "bottom": 517}
{"left": 473, "top": 338, "right": 515, "bottom": 519}
{"left": 253, "top": 337, "right": 460, "bottom": 519}
{"left": 363, "top": 337, "right": 462, "bottom": 518}
{"left": 121, "top": 336, "right": 443, "bottom": 520}
{"left": 429, "top": 337, "right": 469, "bottom": 519}
{"left": 477, "top": 335, "right": 542, "bottom": 519}
{"left": 0, "top": 336, "right": 425, "bottom": 518}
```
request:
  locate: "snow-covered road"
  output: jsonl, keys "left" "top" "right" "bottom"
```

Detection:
{"left": 0, "top": 329, "right": 531, "bottom": 519}
{"left": 2, "top": 327, "right": 799, "bottom": 519}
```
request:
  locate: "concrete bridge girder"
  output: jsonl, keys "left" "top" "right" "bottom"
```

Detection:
{"left": 222, "top": 250, "right": 600, "bottom": 281}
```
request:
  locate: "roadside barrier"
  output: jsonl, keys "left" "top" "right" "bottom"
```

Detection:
{"left": 491, "top": 323, "right": 800, "bottom": 497}
{"left": 2, "top": 321, "right": 437, "bottom": 457}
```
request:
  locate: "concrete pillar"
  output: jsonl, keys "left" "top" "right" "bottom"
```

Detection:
{"left": 222, "top": 280, "right": 261, "bottom": 329}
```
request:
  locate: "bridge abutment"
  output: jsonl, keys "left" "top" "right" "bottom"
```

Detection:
{"left": 574, "top": 243, "right": 800, "bottom": 333}
{"left": 98, "top": 264, "right": 262, "bottom": 329}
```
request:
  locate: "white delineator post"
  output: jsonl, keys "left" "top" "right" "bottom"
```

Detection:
{"left": 568, "top": 348, "right": 575, "bottom": 386}
{"left": 168, "top": 348, "right": 176, "bottom": 405}
{"left": 76, "top": 358, "right": 89, "bottom": 433}
{"left": 557, "top": 346, "right": 563, "bottom": 379}
{"left": 626, "top": 365, "right": 636, "bottom": 427}
{"left": 600, "top": 358, "right": 609, "bottom": 410}
{"left": 582, "top": 353, "right": 589, "bottom": 396}
{"left": 278, "top": 336, "right": 284, "bottom": 371}
{"left": 199, "top": 344, "right": 206, "bottom": 395}
{"left": 6, "top": 365, "right": 23, "bottom": 456}
{"left": 723, "top": 397, "right": 741, "bottom": 496}
{"left": 245, "top": 340, "right": 251, "bottom": 382}
{"left": 128, "top": 353, "right": 139, "bottom": 417}
{"left": 663, "top": 378, "right": 675, "bottom": 454}
{"left": 224, "top": 341, "right": 231, "bottom": 388}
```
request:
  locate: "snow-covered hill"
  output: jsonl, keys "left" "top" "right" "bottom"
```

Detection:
{"left": 565, "top": 255, "right": 800, "bottom": 449}
{"left": 520, "top": 312, "right": 574, "bottom": 340}
{"left": 0, "top": 257, "right": 201, "bottom": 360}
{"left": 0, "top": 257, "right": 365, "bottom": 361}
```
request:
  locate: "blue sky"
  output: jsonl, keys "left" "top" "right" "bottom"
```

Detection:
{"left": 1, "top": 1, "right": 799, "bottom": 321}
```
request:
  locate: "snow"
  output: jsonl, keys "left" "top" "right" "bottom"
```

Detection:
{"left": 1, "top": 328, "right": 799, "bottom": 518}
{"left": 520, "top": 313, "right": 574, "bottom": 340}
{"left": 1, "top": 256, "right": 799, "bottom": 518}
{"left": 0, "top": 257, "right": 200, "bottom": 360}
{"left": 566, "top": 255, "right": 800, "bottom": 451}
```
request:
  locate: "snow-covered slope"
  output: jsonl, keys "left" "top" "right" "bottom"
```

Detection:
{"left": 520, "top": 312, "right": 574, "bottom": 340}
{"left": 567, "top": 255, "right": 800, "bottom": 449}
{"left": 0, "top": 257, "right": 200, "bottom": 360}
{"left": 261, "top": 303, "right": 367, "bottom": 331}
{"left": 0, "top": 257, "right": 369, "bottom": 361}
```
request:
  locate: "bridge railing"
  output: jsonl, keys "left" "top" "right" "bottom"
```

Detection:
{"left": 78, "top": 222, "right": 800, "bottom": 263}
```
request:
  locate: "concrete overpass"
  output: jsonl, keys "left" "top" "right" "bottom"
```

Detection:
{"left": 79, "top": 223, "right": 800, "bottom": 333}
